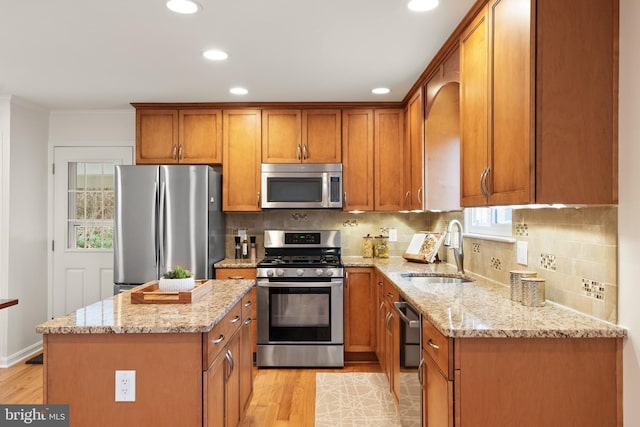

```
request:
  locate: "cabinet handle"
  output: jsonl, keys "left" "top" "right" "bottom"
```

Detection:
{"left": 178, "top": 144, "right": 183, "bottom": 160}
{"left": 303, "top": 144, "right": 308, "bottom": 159}
{"left": 297, "top": 144, "right": 302, "bottom": 160}
{"left": 385, "top": 312, "right": 392, "bottom": 330}
{"left": 225, "top": 349, "right": 234, "bottom": 380}
{"left": 244, "top": 317, "right": 252, "bottom": 325}
{"left": 484, "top": 167, "right": 491, "bottom": 196}
{"left": 230, "top": 315, "right": 241, "bottom": 324}
{"left": 405, "top": 191, "right": 410, "bottom": 207}
{"left": 418, "top": 358, "right": 425, "bottom": 389}
{"left": 172, "top": 145, "right": 177, "bottom": 160}
{"left": 257, "top": 192, "right": 261, "bottom": 206}
{"left": 377, "top": 281, "right": 383, "bottom": 287}
{"left": 343, "top": 192, "right": 347, "bottom": 205}
{"left": 417, "top": 187, "right": 422, "bottom": 204}
{"left": 427, "top": 339, "right": 440, "bottom": 350}
{"left": 479, "top": 168, "right": 488, "bottom": 197}
{"left": 244, "top": 300, "right": 252, "bottom": 307}
{"left": 229, "top": 276, "right": 245, "bottom": 280}
{"left": 379, "top": 302, "right": 385, "bottom": 315}
{"left": 212, "top": 334, "right": 225, "bottom": 344}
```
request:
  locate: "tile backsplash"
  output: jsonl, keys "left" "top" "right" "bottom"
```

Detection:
{"left": 224, "top": 206, "right": 617, "bottom": 323}
{"left": 432, "top": 207, "right": 618, "bottom": 323}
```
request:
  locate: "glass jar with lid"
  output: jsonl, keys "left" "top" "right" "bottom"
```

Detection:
{"left": 362, "top": 235, "right": 374, "bottom": 258}
{"left": 375, "top": 235, "right": 389, "bottom": 258}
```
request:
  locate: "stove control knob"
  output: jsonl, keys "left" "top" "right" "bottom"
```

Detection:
{"left": 276, "top": 269, "right": 285, "bottom": 277}
{"left": 266, "top": 269, "right": 274, "bottom": 277}
{"left": 296, "top": 269, "right": 305, "bottom": 277}
{"left": 315, "top": 269, "right": 324, "bottom": 276}
{"left": 326, "top": 269, "right": 334, "bottom": 277}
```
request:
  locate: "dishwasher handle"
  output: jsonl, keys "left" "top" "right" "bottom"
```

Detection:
{"left": 393, "top": 301, "right": 421, "bottom": 328}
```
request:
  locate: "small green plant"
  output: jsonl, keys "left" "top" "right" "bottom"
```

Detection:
{"left": 163, "top": 266, "right": 192, "bottom": 279}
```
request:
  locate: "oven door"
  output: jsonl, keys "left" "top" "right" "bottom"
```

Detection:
{"left": 257, "top": 279, "right": 343, "bottom": 345}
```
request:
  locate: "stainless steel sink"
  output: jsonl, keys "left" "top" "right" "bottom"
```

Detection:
{"left": 400, "top": 273, "right": 472, "bottom": 284}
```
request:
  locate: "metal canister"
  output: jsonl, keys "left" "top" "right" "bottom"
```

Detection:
{"left": 509, "top": 270, "right": 537, "bottom": 302}
{"left": 521, "top": 277, "right": 546, "bottom": 307}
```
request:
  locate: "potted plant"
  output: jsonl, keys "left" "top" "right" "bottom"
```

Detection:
{"left": 158, "top": 266, "right": 195, "bottom": 292}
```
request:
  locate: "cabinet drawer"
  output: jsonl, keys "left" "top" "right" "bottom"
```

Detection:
{"left": 241, "top": 289, "right": 255, "bottom": 321}
{"left": 215, "top": 268, "right": 257, "bottom": 280}
{"left": 383, "top": 279, "right": 399, "bottom": 303}
{"left": 204, "top": 302, "right": 242, "bottom": 369}
{"left": 423, "top": 318, "right": 452, "bottom": 379}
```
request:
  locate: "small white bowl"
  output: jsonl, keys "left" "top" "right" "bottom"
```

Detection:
{"left": 158, "top": 277, "right": 195, "bottom": 292}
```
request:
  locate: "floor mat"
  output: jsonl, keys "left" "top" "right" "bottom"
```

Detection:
{"left": 314, "top": 372, "right": 401, "bottom": 427}
{"left": 25, "top": 353, "right": 43, "bottom": 364}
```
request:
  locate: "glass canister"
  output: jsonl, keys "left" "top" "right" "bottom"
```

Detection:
{"left": 375, "top": 235, "right": 389, "bottom": 258}
{"left": 362, "top": 235, "right": 374, "bottom": 258}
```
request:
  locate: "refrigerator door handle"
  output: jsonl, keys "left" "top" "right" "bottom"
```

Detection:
{"left": 158, "top": 178, "right": 166, "bottom": 274}
{"left": 153, "top": 180, "right": 159, "bottom": 269}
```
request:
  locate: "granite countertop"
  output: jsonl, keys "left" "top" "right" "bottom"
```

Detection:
{"left": 215, "top": 259, "right": 259, "bottom": 269}
{"left": 342, "top": 256, "right": 627, "bottom": 339}
{"left": 36, "top": 279, "right": 255, "bottom": 335}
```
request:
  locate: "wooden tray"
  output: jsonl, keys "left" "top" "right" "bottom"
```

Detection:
{"left": 130, "top": 280, "right": 213, "bottom": 304}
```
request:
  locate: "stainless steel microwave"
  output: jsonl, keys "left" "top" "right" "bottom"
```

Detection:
{"left": 261, "top": 163, "right": 343, "bottom": 209}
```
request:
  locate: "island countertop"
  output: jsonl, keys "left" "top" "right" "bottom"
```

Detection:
{"left": 36, "top": 279, "right": 255, "bottom": 335}
{"left": 343, "top": 256, "right": 627, "bottom": 339}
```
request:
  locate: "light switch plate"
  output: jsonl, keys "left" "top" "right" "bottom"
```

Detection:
{"left": 516, "top": 241, "right": 528, "bottom": 265}
{"left": 388, "top": 228, "right": 398, "bottom": 242}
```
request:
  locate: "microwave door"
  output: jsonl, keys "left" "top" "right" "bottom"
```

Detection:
{"left": 262, "top": 174, "right": 325, "bottom": 208}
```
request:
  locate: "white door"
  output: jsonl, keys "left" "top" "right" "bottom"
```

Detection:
{"left": 52, "top": 146, "right": 133, "bottom": 317}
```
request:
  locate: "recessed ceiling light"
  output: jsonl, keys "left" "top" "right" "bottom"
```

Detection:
{"left": 203, "top": 49, "right": 229, "bottom": 61}
{"left": 407, "top": 0, "right": 439, "bottom": 12}
{"left": 372, "top": 87, "right": 391, "bottom": 95}
{"left": 230, "top": 87, "right": 248, "bottom": 95}
{"left": 166, "top": 0, "right": 201, "bottom": 15}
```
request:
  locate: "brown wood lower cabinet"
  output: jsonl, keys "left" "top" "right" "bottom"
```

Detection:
{"left": 421, "top": 316, "right": 622, "bottom": 426}
{"left": 216, "top": 268, "right": 257, "bottom": 356}
{"left": 344, "top": 268, "right": 376, "bottom": 355}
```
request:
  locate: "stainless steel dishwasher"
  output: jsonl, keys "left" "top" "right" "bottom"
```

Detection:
{"left": 393, "top": 299, "right": 422, "bottom": 427}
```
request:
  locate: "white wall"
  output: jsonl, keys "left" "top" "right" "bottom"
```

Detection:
{"left": 48, "top": 109, "right": 135, "bottom": 147}
{"left": 0, "top": 97, "right": 49, "bottom": 366}
{"left": 619, "top": 0, "right": 640, "bottom": 424}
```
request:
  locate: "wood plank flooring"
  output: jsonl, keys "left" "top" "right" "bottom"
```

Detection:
{"left": 0, "top": 355, "right": 381, "bottom": 427}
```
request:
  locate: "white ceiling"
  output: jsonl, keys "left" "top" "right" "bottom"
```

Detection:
{"left": 0, "top": 0, "right": 476, "bottom": 110}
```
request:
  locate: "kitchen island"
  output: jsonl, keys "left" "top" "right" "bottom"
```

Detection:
{"left": 343, "top": 256, "right": 626, "bottom": 426}
{"left": 36, "top": 279, "right": 255, "bottom": 427}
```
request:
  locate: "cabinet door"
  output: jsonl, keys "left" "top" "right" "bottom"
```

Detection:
{"left": 488, "top": 0, "right": 533, "bottom": 205}
{"left": 226, "top": 331, "right": 241, "bottom": 427}
{"left": 342, "top": 109, "right": 374, "bottom": 211}
{"left": 223, "top": 110, "right": 262, "bottom": 211}
{"left": 405, "top": 90, "right": 424, "bottom": 210}
{"left": 262, "top": 109, "right": 301, "bottom": 163}
{"left": 136, "top": 109, "right": 179, "bottom": 164}
{"left": 302, "top": 109, "right": 342, "bottom": 163}
{"left": 385, "top": 301, "right": 400, "bottom": 401}
{"left": 374, "top": 109, "right": 405, "bottom": 211}
{"left": 422, "top": 351, "right": 454, "bottom": 427}
{"left": 179, "top": 109, "right": 223, "bottom": 164}
{"left": 344, "top": 268, "right": 376, "bottom": 353}
{"left": 204, "top": 352, "right": 226, "bottom": 427}
{"left": 460, "top": 6, "right": 489, "bottom": 207}
{"left": 375, "top": 273, "right": 385, "bottom": 368}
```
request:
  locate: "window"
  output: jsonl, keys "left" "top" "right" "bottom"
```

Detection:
{"left": 464, "top": 207, "right": 513, "bottom": 238}
{"left": 67, "top": 162, "right": 115, "bottom": 249}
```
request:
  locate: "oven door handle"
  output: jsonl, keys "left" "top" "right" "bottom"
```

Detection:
{"left": 256, "top": 280, "right": 342, "bottom": 288}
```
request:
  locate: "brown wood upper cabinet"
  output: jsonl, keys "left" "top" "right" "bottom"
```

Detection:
{"left": 460, "top": 0, "right": 618, "bottom": 206}
{"left": 404, "top": 90, "right": 424, "bottom": 210}
{"left": 375, "top": 109, "right": 405, "bottom": 211}
{"left": 223, "top": 110, "right": 262, "bottom": 212}
{"left": 262, "top": 109, "right": 341, "bottom": 163}
{"left": 342, "top": 109, "right": 374, "bottom": 211}
{"left": 136, "top": 109, "right": 222, "bottom": 165}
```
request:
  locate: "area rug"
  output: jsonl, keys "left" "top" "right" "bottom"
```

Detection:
{"left": 25, "top": 353, "right": 43, "bottom": 364}
{"left": 314, "top": 372, "right": 401, "bottom": 427}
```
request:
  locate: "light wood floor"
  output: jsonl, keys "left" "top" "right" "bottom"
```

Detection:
{"left": 0, "top": 354, "right": 381, "bottom": 426}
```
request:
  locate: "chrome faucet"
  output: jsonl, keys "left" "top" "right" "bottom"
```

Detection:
{"left": 444, "top": 219, "right": 464, "bottom": 275}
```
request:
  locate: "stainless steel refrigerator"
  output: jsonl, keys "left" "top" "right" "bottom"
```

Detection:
{"left": 113, "top": 165, "right": 224, "bottom": 293}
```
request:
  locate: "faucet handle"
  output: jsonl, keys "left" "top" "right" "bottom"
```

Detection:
{"left": 443, "top": 230, "right": 452, "bottom": 247}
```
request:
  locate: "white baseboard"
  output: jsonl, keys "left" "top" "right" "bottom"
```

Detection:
{"left": 0, "top": 341, "right": 43, "bottom": 368}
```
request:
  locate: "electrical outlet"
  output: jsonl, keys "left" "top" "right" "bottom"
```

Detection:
{"left": 388, "top": 228, "right": 397, "bottom": 242}
{"left": 516, "top": 241, "right": 528, "bottom": 265}
{"left": 115, "top": 370, "right": 136, "bottom": 402}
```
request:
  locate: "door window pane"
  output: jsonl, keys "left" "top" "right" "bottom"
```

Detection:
{"left": 67, "top": 162, "right": 116, "bottom": 249}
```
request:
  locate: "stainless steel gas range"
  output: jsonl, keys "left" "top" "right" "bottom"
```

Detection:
{"left": 256, "top": 230, "right": 344, "bottom": 368}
